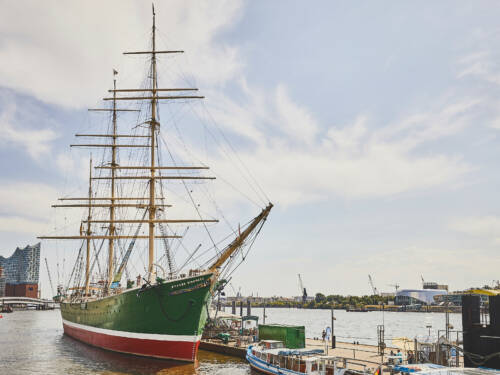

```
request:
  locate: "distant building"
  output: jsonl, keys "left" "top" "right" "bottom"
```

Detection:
{"left": 0, "top": 266, "right": 5, "bottom": 297}
{"left": 0, "top": 243, "right": 40, "bottom": 298}
{"left": 433, "top": 290, "right": 488, "bottom": 306}
{"left": 293, "top": 296, "right": 315, "bottom": 303}
{"left": 423, "top": 281, "right": 449, "bottom": 291}
{"left": 395, "top": 288, "right": 447, "bottom": 305}
{"left": 380, "top": 292, "right": 395, "bottom": 297}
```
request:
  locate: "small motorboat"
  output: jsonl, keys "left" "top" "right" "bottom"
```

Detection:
{"left": 246, "top": 340, "right": 376, "bottom": 375}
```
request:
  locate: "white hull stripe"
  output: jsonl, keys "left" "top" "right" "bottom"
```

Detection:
{"left": 62, "top": 319, "right": 202, "bottom": 343}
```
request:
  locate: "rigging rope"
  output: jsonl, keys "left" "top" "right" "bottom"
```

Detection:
{"left": 157, "top": 132, "right": 219, "bottom": 252}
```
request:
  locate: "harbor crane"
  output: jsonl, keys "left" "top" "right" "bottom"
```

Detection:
{"left": 298, "top": 274, "right": 308, "bottom": 304}
{"left": 44, "top": 257, "right": 55, "bottom": 297}
{"left": 389, "top": 283, "right": 400, "bottom": 293}
{"left": 228, "top": 283, "right": 242, "bottom": 298}
{"left": 421, "top": 275, "right": 425, "bottom": 288}
{"left": 368, "top": 275, "right": 379, "bottom": 295}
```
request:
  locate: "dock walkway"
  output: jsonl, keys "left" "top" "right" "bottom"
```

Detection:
{"left": 200, "top": 338, "right": 397, "bottom": 371}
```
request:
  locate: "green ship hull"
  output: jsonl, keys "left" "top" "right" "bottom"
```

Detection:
{"left": 61, "top": 273, "right": 213, "bottom": 361}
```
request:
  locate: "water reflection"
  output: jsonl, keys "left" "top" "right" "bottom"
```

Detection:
{"left": 0, "top": 310, "right": 249, "bottom": 375}
{"left": 59, "top": 334, "right": 197, "bottom": 374}
{"left": 57, "top": 335, "right": 251, "bottom": 374}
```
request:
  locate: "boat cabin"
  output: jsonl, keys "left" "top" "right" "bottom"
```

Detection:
{"left": 248, "top": 341, "right": 369, "bottom": 375}
{"left": 261, "top": 340, "right": 285, "bottom": 349}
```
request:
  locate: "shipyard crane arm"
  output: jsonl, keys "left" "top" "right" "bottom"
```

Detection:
{"left": 389, "top": 283, "right": 400, "bottom": 292}
{"left": 368, "top": 274, "right": 379, "bottom": 295}
{"left": 208, "top": 203, "right": 273, "bottom": 273}
{"left": 298, "top": 274, "right": 308, "bottom": 302}
{"left": 45, "top": 257, "right": 55, "bottom": 297}
{"left": 229, "top": 282, "right": 237, "bottom": 296}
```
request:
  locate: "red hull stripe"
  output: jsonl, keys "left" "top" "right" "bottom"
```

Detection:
{"left": 62, "top": 319, "right": 201, "bottom": 342}
{"left": 63, "top": 321, "right": 200, "bottom": 362}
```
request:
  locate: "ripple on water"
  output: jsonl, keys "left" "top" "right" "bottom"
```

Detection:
{"left": 0, "top": 310, "right": 249, "bottom": 375}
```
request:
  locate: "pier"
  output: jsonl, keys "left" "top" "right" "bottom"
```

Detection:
{"left": 0, "top": 296, "right": 57, "bottom": 310}
{"left": 200, "top": 338, "right": 397, "bottom": 371}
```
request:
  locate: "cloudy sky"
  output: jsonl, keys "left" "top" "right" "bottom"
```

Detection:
{"left": 1, "top": 1, "right": 500, "bottom": 298}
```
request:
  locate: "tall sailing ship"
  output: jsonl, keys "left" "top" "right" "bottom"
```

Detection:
{"left": 39, "top": 7, "right": 272, "bottom": 362}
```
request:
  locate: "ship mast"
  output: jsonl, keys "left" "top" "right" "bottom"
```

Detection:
{"left": 148, "top": 6, "right": 158, "bottom": 281}
{"left": 84, "top": 158, "right": 93, "bottom": 296}
{"left": 108, "top": 77, "right": 118, "bottom": 291}
{"left": 39, "top": 7, "right": 236, "bottom": 297}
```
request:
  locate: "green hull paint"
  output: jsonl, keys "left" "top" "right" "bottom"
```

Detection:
{"left": 61, "top": 273, "right": 212, "bottom": 336}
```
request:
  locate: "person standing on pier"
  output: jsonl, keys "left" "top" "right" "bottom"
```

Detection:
{"left": 396, "top": 349, "right": 403, "bottom": 364}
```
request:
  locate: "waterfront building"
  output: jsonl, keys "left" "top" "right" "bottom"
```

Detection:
{"left": 434, "top": 290, "right": 488, "bottom": 306}
{"left": 293, "top": 296, "right": 315, "bottom": 303}
{"left": 380, "top": 292, "right": 395, "bottom": 298}
{"left": 423, "top": 281, "right": 449, "bottom": 291}
{"left": 0, "top": 243, "right": 40, "bottom": 298}
{"left": 395, "top": 288, "right": 448, "bottom": 305}
{"left": 0, "top": 266, "right": 5, "bottom": 297}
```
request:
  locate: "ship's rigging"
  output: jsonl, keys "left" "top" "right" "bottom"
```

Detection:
{"left": 39, "top": 5, "right": 272, "bottom": 301}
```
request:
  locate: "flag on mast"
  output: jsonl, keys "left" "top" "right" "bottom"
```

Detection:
{"left": 113, "top": 69, "right": 118, "bottom": 75}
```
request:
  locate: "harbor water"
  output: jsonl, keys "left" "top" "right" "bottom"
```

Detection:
{"left": 250, "top": 307, "right": 463, "bottom": 345}
{"left": 0, "top": 309, "right": 249, "bottom": 375}
{"left": 0, "top": 308, "right": 462, "bottom": 374}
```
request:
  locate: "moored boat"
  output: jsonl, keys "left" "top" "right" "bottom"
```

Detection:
{"left": 60, "top": 273, "right": 212, "bottom": 361}
{"left": 246, "top": 340, "right": 371, "bottom": 375}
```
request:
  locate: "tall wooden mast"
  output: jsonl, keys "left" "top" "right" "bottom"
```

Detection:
{"left": 107, "top": 76, "right": 118, "bottom": 291}
{"left": 148, "top": 6, "right": 158, "bottom": 281}
{"left": 84, "top": 157, "right": 93, "bottom": 296}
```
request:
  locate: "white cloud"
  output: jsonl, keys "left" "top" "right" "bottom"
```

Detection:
{"left": 275, "top": 84, "right": 318, "bottom": 145}
{"left": 0, "top": 181, "right": 90, "bottom": 242}
{"left": 489, "top": 115, "right": 500, "bottom": 130}
{"left": 379, "top": 98, "right": 481, "bottom": 151}
{"left": 456, "top": 30, "right": 500, "bottom": 86}
{"left": 195, "top": 82, "right": 475, "bottom": 207}
{"left": 0, "top": 1, "right": 478, "bottom": 210}
{"left": 0, "top": 182, "right": 59, "bottom": 220}
{"left": 55, "top": 151, "right": 89, "bottom": 182}
{"left": 0, "top": 99, "right": 58, "bottom": 159}
{"left": 449, "top": 215, "right": 500, "bottom": 239}
{"left": 0, "top": 216, "right": 48, "bottom": 234}
{"left": 0, "top": 0, "right": 245, "bottom": 108}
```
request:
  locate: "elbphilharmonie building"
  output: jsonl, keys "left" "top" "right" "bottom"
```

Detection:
{"left": 0, "top": 243, "right": 40, "bottom": 298}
